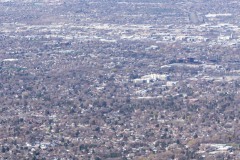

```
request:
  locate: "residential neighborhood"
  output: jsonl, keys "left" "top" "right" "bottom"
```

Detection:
{"left": 0, "top": 0, "right": 239, "bottom": 159}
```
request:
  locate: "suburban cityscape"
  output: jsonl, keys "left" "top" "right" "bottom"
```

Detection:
{"left": 0, "top": 0, "right": 240, "bottom": 159}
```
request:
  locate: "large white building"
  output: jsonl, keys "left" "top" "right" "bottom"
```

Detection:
{"left": 134, "top": 74, "right": 169, "bottom": 83}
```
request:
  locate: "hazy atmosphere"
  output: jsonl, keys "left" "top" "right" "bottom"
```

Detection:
{"left": 0, "top": 0, "right": 240, "bottom": 159}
